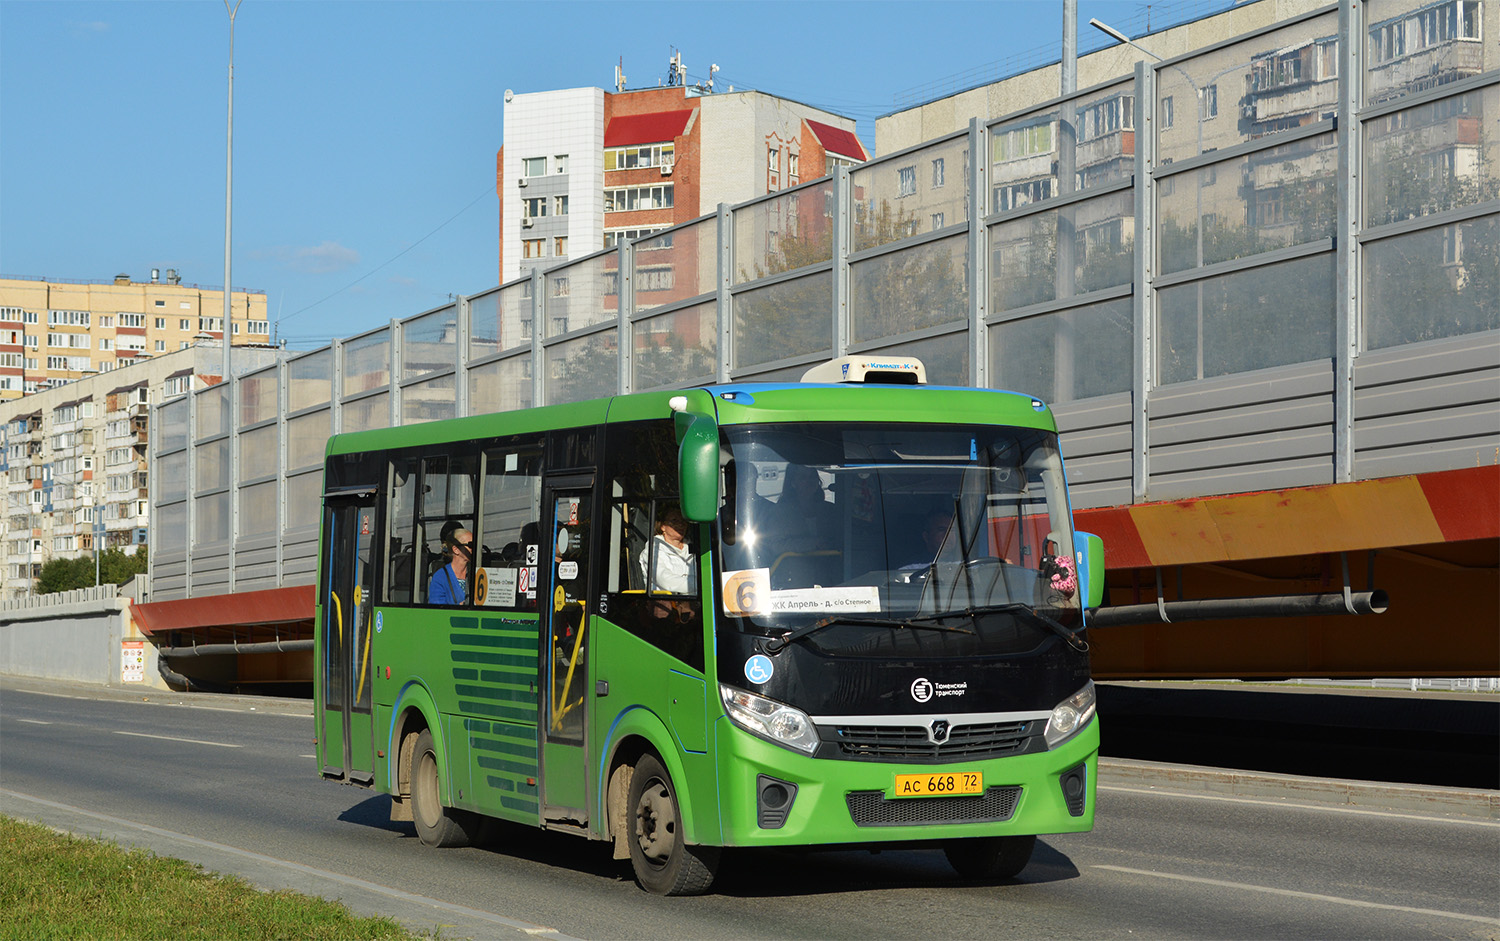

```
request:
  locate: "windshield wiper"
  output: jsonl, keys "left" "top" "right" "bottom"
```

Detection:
{"left": 907, "top": 603, "right": 1089, "bottom": 653}
{"left": 763, "top": 614, "right": 975, "bottom": 654}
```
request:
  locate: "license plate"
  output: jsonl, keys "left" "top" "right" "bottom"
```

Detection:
{"left": 892, "top": 770, "right": 984, "bottom": 798}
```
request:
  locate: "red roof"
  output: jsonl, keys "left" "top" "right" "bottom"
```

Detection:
{"left": 604, "top": 109, "right": 695, "bottom": 148}
{"left": 805, "top": 120, "right": 867, "bottom": 161}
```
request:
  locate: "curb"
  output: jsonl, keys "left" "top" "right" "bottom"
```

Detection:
{"left": 1100, "top": 757, "right": 1500, "bottom": 820}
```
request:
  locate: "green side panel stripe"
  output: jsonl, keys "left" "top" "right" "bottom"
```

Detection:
{"left": 453, "top": 668, "right": 479, "bottom": 681}
{"left": 459, "top": 700, "right": 538, "bottom": 722}
{"left": 471, "top": 735, "right": 538, "bottom": 761}
{"left": 446, "top": 616, "right": 480, "bottom": 631}
{"left": 455, "top": 683, "right": 535, "bottom": 704}
{"left": 479, "top": 669, "right": 535, "bottom": 685}
{"left": 451, "top": 633, "right": 538, "bottom": 651}
{"left": 452, "top": 650, "right": 534, "bottom": 666}
{"left": 500, "top": 795, "right": 540, "bottom": 815}
{"left": 477, "top": 754, "right": 538, "bottom": 776}
{"left": 463, "top": 718, "right": 492, "bottom": 734}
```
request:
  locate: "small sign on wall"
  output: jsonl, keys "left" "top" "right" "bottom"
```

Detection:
{"left": 121, "top": 640, "right": 145, "bottom": 683}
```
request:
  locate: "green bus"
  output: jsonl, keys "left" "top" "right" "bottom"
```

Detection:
{"left": 316, "top": 356, "right": 1104, "bottom": 895}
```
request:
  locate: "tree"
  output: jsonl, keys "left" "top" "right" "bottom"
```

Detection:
{"left": 33, "top": 545, "right": 149, "bottom": 594}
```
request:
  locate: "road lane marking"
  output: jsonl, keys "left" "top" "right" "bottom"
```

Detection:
{"left": 18, "top": 719, "right": 51, "bottom": 725}
{"left": 1099, "top": 784, "right": 1500, "bottom": 828}
{"left": 0, "top": 788, "right": 580, "bottom": 941}
{"left": 113, "top": 730, "right": 240, "bottom": 748}
{"left": 1093, "top": 865, "right": 1500, "bottom": 926}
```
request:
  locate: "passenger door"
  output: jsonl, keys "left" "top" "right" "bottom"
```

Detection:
{"left": 540, "top": 474, "right": 594, "bottom": 821}
{"left": 318, "top": 489, "right": 377, "bottom": 786}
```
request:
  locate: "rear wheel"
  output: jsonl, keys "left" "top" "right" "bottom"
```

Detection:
{"left": 944, "top": 834, "right": 1036, "bottom": 880}
{"left": 410, "top": 729, "right": 477, "bottom": 848}
{"left": 627, "top": 754, "right": 719, "bottom": 896}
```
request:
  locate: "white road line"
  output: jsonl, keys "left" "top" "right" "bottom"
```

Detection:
{"left": 299, "top": 754, "right": 316, "bottom": 759}
{"left": 1093, "top": 865, "right": 1500, "bottom": 926}
{"left": 1098, "top": 784, "right": 1500, "bottom": 828}
{"left": 113, "top": 730, "right": 241, "bottom": 748}
{"left": 17, "top": 719, "right": 51, "bottom": 725}
{"left": 0, "top": 788, "right": 579, "bottom": 941}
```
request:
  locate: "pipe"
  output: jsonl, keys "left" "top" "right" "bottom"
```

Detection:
{"left": 156, "top": 638, "right": 314, "bottom": 658}
{"left": 154, "top": 657, "right": 234, "bottom": 694}
{"left": 1089, "top": 590, "right": 1388, "bottom": 629}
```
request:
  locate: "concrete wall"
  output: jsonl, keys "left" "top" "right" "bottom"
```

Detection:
{"left": 0, "top": 583, "right": 166, "bottom": 689}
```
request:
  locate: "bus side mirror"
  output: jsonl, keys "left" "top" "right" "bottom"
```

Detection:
{"left": 676, "top": 411, "right": 720, "bottom": 523}
{"left": 1074, "top": 531, "right": 1106, "bottom": 611}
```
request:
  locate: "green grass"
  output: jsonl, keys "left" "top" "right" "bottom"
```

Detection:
{"left": 0, "top": 816, "right": 424, "bottom": 940}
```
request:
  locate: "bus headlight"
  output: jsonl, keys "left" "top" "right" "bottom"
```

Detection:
{"left": 719, "top": 685, "right": 821, "bottom": 755}
{"left": 1044, "top": 681, "right": 1096, "bottom": 748}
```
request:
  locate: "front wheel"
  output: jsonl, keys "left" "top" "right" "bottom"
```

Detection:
{"left": 410, "top": 728, "right": 478, "bottom": 848}
{"left": 944, "top": 834, "right": 1036, "bottom": 880}
{"left": 627, "top": 754, "right": 719, "bottom": 895}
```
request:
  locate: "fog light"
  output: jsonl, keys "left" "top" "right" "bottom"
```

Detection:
{"left": 1060, "top": 764, "right": 1087, "bottom": 816}
{"left": 757, "top": 774, "right": 799, "bottom": 829}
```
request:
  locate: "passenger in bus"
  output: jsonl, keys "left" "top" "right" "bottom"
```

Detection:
{"left": 429, "top": 527, "right": 472, "bottom": 605}
{"left": 640, "top": 504, "right": 696, "bottom": 595}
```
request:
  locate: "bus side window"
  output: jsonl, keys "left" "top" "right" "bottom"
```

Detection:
{"left": 385, "top": 457, "right": 418, "bottom": 603}
{"left": 418, "top": 452, "right": 478, "bottom": 605}
{"left": 477, "top": 438, "right": 544, "bottom": 611}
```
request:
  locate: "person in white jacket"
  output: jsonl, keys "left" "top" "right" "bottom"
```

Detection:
{"left": 640, "top": 504, "right": 695, "bottom": 594}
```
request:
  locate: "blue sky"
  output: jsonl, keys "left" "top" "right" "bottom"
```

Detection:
{"left": 1, "top": 0, "right": 1217, "bottom": 350}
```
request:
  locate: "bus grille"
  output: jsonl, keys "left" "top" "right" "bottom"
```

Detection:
{"left": 832, "top": 721, "right": 1034, "bottom": 761}
{"left": 845, "top": 786, "right": 1023, "bottom": 827}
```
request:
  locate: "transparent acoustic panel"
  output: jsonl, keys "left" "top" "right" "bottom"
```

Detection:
{"left": 468, "top": 354, "right": 534, "bottom": 416}
{"left": 401, "top": 374, "right": 456, "bottom": 425}
{"left": 400, "top": 305, "right": 458, "bottom": 383}
{"left": 239, "top": 424, "right": 277, "bottom": 481}
{"left": 194, "top": 384, "right": 228, "bottom": 441}
{"left": 156, "top": 501, "right": 186, "bottom": 549}
{"left": 239, "top": 370, "right": 279, "bottom": 427}
{"left": 1157, "top": 12, "right": 1338, "bottom": 166}
{"left": 342, "top": 329, "right": 391, "bottom": 398}
{"left": 1365, "top": 0, "right": 1493, "bottom": 106}
{"left": 1159, "top": 133, "right": 1337, "bottom": 275}
{"left": 194, "top": 492, "right": 229, "bottom": 545}
{"left": 469, "top": 281, "right": 533, "bottom": 360}
{"left": 238, "top": 481, "right": 277, "bottom": 537}
{"left": 864, "top": 329, "right": 970, "bottom": 387}
{"left": 990, "top": 296, "right": 1133, "bottom": 404}
{"left": 851, "top": 234, "right": 969, "bottom": 344}
{"left": 286, "top": 471, "right": 321, "bottom": 531}
{"left": 195, "top": 438, "right": 230, "bottom": 492}
{"left": 733, "top": 181, "right": 834, "bottom": 284}
{"left": 157, "top": 399, "right": 187, "bottom": 453}
{"left": 989, "top": 189, "right": 1134, "bottom": 312}
{"left": 544, "top": 251, "right": 620, "bottom": 338}
{"left": 156, "top": 451, "right": 187, "bottom": 504}
{"left": 544, "top": 329, "right": 619, "bottom": 406}
{"left": 287, "top": 409, "right": 330, "bottom": 471}
{"left": 853, "top": 136, "right": 970, "bottom": 253}
{"left": 632, "top": 301, "right": 718, "bottom": 391}
{"left": 1364, "top": 214, "right": 1499, "bottom": 349}
{"left": 990, "top": 80, "right": 1136, "bottom": 216}
{"left": 1157, "top": 252, "right": 1334, "bottom": 384}
{"left": 288, "top": 348, "right": 332, "bottom": 412}
{"left": 1364, "top": 84, "right": 1498, "bottom": 227}
{"left": 634, "top": 218, "right": 717, "bottom": 313}
{"left": 341, "top": 393, "right": 389, "bottom": 433}
{"left": 732, "top": 271, "right": 832, "bottom": 371}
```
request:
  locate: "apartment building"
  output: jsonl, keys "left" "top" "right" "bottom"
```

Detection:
{"left": 0, "top": 272, "right": 270, "bottom": 399}
{"left": 497, "top": 73, "right": 868, "bottom": 284}
{"left": 0, "top": 341, "right": 282, "bottom": 599}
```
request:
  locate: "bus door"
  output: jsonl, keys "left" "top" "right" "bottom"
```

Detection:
{"left": 319, "top": 488, "right": 377, "bottom": 786}
{"left": 540, "top": 474, "right": 594, "bottom": 821}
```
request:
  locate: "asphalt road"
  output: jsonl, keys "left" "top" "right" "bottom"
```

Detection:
{"left": 2, "top": 678, "right": 1497, "bottom": 940}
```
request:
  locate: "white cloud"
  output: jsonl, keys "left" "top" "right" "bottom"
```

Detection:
{"left": 255, "top": 241, "right": 361, "bottom": 275}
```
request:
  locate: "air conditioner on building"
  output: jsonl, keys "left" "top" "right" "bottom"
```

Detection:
{"left": 517, "top": 177, "right": 528, "bottom": 187}
{"left": 522, "top": 217, "right": 534, "bottom": 228}
{"left": 660, "top": 159, "right": 674, "bottom": 176}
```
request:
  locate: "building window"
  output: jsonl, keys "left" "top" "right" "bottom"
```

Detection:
{"left": 98, "top": 338, "right": 113, "bottom": 351}
{"left": 603, "top": 184, "right": 674, "bottom": 212}
{"left": 523, "top": 196, "right": 548, "bottom": 219}
{"left": 604, "top": 143, "right": 674, "bottom": 171}
{"left": 1162, "top": 95, "right": 1174, "bottom": 129}
{"left": 768, "top": 145, "right": 780, "bottom": 191}
{"left": 555, "top": 154, "right": 568, "bottom": 174}
{"left": 603, "top": 227, "right": 668, "bottom": 249}
{"left": 931, "top": 213, "right": 945, "bottom": 230}
{"left": 180, "top": 318, "right": 191, "bottom": 330}
{"left": 97, "top": 315, "right": 113, "bottom": 328}
{"left": 155, "top": 340, "right": 166, "bottom": 352}
{"left": 522, "top": 238, "right": 545, "bottom": 259}
{"left": 118, "top": 313, "right": 144, "bottom": 328}
{"left": 524, "top": 156, "right": 547, "bottom": 176}
{"left": 1203, "top": 84, "right": 1219, "bottom": 119}
{"left": 898, "top": 166, "right": 917, "bottom": 197}
{"left": 178, "top": 342, "right": 189, "bottom": 350}
{"left": 180, "top": 301, "right": 191, "bottom": 309}
{"left": 787, "top": 151, "right": 799, "bottom": 185}
{"left": 554, "top": 195, "right": 569, "bottom": 215}
{"left": 931, "top": 158, "right": 945, "bottom": 189}
{"left": 154, "top": 317, "right": 165, "bottom": 329}
{"left": 554, "top": 236, "right": 568, "bottom": 256}
{"left": 154, "top": 300, "right": 165, "bottom": 308}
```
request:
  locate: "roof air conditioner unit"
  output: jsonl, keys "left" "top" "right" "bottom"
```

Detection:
{"left": 517, "top": 177, "right": 528, "bottom": 187}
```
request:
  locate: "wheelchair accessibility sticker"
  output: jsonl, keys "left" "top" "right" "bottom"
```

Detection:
{"left": 744, "top": 654, "right": 774, "bottom": 685}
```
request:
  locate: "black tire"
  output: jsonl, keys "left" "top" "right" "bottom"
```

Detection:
{"left": 627, "top": 754, "right": 719, "bottom": 896}
{"left": 410, "top": 728, "right": 477, "bottom": 848}
{"left": 944, "top": 834, "right": 1036, "bottom": 880}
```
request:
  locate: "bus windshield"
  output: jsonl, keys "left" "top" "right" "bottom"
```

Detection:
{"left": 716, "top": 422, "right": 1080, "bottom": 639}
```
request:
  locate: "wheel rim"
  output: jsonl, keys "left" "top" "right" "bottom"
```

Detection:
{"left": 415, "top": 750, "right": 440, "bottom": 826}
{"left": 633, "top": 776, "right": 676, "bottom": 864}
